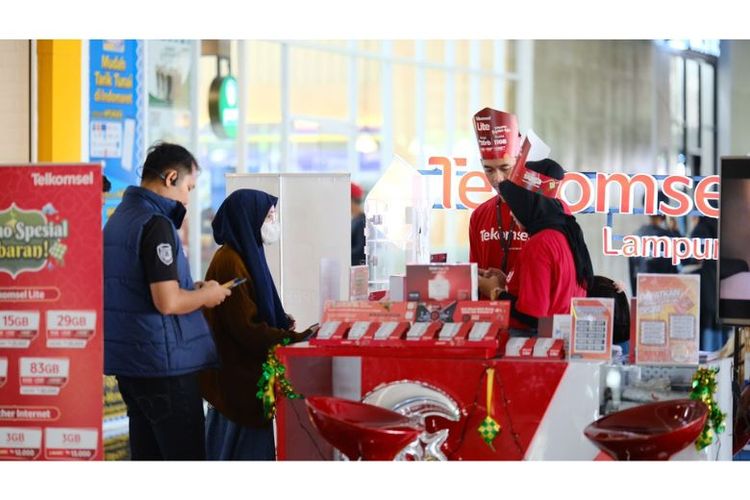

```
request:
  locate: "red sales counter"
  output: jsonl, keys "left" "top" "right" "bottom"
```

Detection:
{"left": 275, "top": 300, "right": 733, "bottom": 460}
{"left": 275, "top": 342, "right": 599, "bottom": 461}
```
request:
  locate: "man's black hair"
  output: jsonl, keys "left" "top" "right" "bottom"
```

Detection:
{"left": 140, "top": 142, "right": 200, "bottom": 184}
{"left": 102, "top": 175, "right": 111, "bottom": 193}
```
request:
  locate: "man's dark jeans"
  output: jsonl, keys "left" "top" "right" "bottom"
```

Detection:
{"left": 116, "top": 372, "right": 205, "bottom": 460}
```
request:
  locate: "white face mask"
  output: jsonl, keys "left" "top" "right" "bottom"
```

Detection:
{"left": 261, "top": 219, "right": 281, "bottom": 245}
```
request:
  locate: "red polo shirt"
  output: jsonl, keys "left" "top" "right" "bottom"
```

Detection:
{"left": 469, "top": 195, "right": 528, "bottom": 273}
{"left": 506, "top": 228, "right": 587, "bottom": 320}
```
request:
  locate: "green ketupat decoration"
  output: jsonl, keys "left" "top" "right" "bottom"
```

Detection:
{"left": 256, "top": 338, "right": 303, "bottom": 420}
{"left": 689, "top": 366, "right": 726, "bottom": 450}
{"left": 48, "top": 240, "right": 67, "bottom": 265}
{"left": 477, "top": 367, "right": 501, "bottom": 450}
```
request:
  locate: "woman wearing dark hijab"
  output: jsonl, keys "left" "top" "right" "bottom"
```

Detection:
{"left": 199, "top": 189, "right": 318, "bottom": 460}
{"left": 497, "top": 174, "right": 594, "bottom": 330}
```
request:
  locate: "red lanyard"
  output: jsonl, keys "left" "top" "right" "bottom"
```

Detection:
{"left": 496, "top": 198, "right": 516, "bottom": 274}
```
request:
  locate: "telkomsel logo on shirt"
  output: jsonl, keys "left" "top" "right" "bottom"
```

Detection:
{"left": 479, "top": 228, "right": 528, "bottom": 243}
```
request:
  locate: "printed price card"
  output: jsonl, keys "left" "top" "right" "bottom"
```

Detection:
{"left": 317, "top": 321, "right": 341, "bottom": 340}
{"left": 0, "top": 427, "right": 42, "bottom": 460}
{"left": 374, "top": 322, "right": 399, "bottom": 340}
{"left": 19, "top": 357, "right": 69, "bottom": 396}
{"left": 406, "top": 323, "right": 430, "bottom": 341}
{"left": 347, "top": 321, "right": 370, "bottom": 341}
{"left": 44, "top": 428, "right": 98, "bottom": 460}
{"left": 468, "top": 322, "right": 494, "bottom": 342}
{"left": 636, "top": 274, "right": 700, "bottom": 365}
{"left": 46, "top": 310, "right": 96, "bottom": 348}
{"left": 438, "top": 323, "right": 463, "bottom": 341}
{"left": 0, "top": 311, "right": 40, "bottom": 348}
{"left": 569, "top": 297, "right": 614, "bottom": 361}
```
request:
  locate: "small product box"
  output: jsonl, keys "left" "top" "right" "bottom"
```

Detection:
{"left": 371, "top": 321, "right": 411, "bottom": 346}
{"left": 547, "top": 339, "right": 565, "bottom": 359}
{"left": 389, "top": 275, "right": 406, "bottom": 301}
{"left": 519, "top": 338, "right": 536, "bottom": 357}
{"left": 434, "top": 321, "right": 473, "bottom": 346}
{"left": 405, "top": 263, "right": 478, "bottom": 302}
{"left": 505, "top": 337, "right": 537, "bottom": 358}
{"left": 466, "top": 321, "right": 503, "bottom": 344}
{"left": 349, "top": 266, "right": 369, "bottom": 301}
{"left": 532, "top": 338, "right": 565, "bottom": 359}
{"left": 342, "top": 321, "right": 379, "bottom": 345}
{"left": 310, "top": 321, "right": 351, "bottom": 346}
{"left": 404, "top": 321, "right": 442, "bottom": 344}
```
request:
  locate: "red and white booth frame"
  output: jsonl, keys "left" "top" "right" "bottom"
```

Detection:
{"left": 275, "top": 344, "right": 732, "bottom": 460}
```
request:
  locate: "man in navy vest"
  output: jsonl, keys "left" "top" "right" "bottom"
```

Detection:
{"left": 104, "top": 142, "right": 231, "bottom": 460}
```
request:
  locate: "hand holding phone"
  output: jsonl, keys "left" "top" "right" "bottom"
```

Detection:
{"left": 302, "top": 323, "right": 320, "bottom": 341}
{"left": 222, "top": 277, "right": 247, "bottom": 289}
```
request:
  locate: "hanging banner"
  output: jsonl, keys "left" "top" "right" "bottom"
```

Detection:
{"left": 89, "top": 39, "right": 144, "bottom": 223}
{"left": 0, "top": 164, "right": 103, "bottom": 460}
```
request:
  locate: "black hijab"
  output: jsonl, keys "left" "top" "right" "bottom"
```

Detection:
{"left": 499, "top": 180, "right": 594, "bottom": 291}
{"left": 212, "top": 189, "right": 289, "bottom": 329}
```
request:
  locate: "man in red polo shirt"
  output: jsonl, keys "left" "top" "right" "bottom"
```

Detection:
{"left": 470, "top": 108, "right": 567, "bottom": 299}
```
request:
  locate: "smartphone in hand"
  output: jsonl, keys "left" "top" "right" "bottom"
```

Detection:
{"left": 222, "top": 277, "right": 248, "bottom": 289}
{"left": 302, "top": 323, "right": 320, "bottom": 341}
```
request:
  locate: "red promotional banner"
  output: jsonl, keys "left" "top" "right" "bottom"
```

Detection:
{"left": 0, "top": 164, "right": 103, "bottom": 460}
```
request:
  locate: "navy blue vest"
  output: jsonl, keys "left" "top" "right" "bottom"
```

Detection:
{"left": 103, "top": 186, "right": 218, "bottom": 377}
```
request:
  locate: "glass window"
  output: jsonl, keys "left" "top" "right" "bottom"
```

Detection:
{"left": 314, "top": 40, "right": 348, "bottom": 50}
{"left": 289, "top": 131, "right": 349, "bottom": 172}
{"left": 480, "top": 75, "right": 496, "bottom": 109}
{"left": 425, "top": 40, "right": 444, "bottom": 64}
{"left": 701, "top": 126, "right": 714, "bottom": 174}
{"left": 289, "top": 47, "right": 348, "bottom": 120}
{"left": 425, "top": 69, "right": 447, "bottom": 158}
{"left": 393, "top": 40, "right": 414, "bottom": 60}
{"left": 357, "top": 58, "right": 381, "bottom": 127}
{"left": 187, "top": 38, "right": 530, "bottom": 275}
{"left": 247, "top": 41, "right": 281, "bottom": 124}
{"left": 669, "top": 56, "right": 684, "bottom": 128}
{"left": 479, "top": 40, "right": 494, "bottom": 71}
{"left": 198, "top": 41, "right": 239, "bottom": 276}
{"left": 455, "top": 40, "right": 471, "bottom": 69}
{"left": 358, "top": 40, "right": 381, "bottom": 54}
{"left": 246, "top": 41, "right": 282, "bottom": 174}
{"left": 506, "top": 40, "right": 517, "bottom": 74}
{"left": 685, "top": 58, "right": 700, "bottom": 152}
{"left": 393, "top": 63, "right": 417, "bottom": 166}
{"left": 701, "top": 61, "right": 715, "bottom": 127}
{"left": 357, "top": 57, "right": 382, "bottom": 172}
{"left": 454, "top": 72, "right": 473, "bottom": 157}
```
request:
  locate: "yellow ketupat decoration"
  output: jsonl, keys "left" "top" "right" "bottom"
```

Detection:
{"left": 477, "top": 367, "right": 502, "bottom": 450}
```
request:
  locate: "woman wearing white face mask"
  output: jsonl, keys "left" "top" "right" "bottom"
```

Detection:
{"left": 199, "top": 189, "right": 319, "bottom": 460}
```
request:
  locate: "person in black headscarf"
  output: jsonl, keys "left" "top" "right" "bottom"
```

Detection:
{"left": 199, "top": 189, "right": 319, "bottom": 460}
{"left": 497, "top": 178, "right": 594, "bottom": 329}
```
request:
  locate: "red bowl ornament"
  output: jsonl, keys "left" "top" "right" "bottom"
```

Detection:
{"left": 305, "top": 396, "right": 424, "bottom": 461}
{"left": 584, "top": 399, "right": 708, "bottom": 460}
